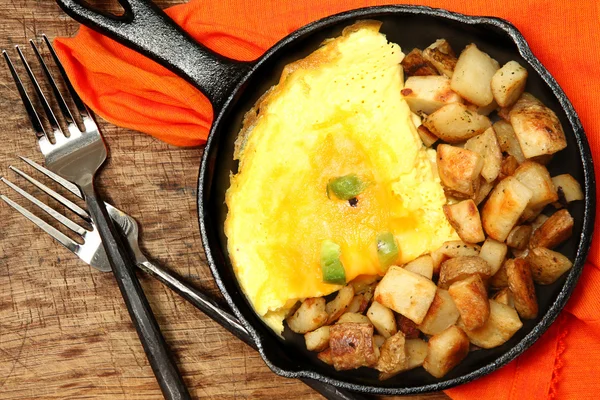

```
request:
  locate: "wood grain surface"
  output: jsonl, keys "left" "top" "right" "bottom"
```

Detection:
{"left": 0, "top": 1, "right": 450, "bottom": 399}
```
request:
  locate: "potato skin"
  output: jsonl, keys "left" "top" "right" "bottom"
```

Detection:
{"left": 506, "top": 258, "right": 538, "bottom": 319}
{"left": 375, "top": 332, "right": 407, "bottom": 374}
{"left": 329, "top": 323, "right": 378, "bottom": 370}
{"left": 438, "top": 256, "right": 491, "bottom": 289}
{"left": 448, "top": 275, "right": 490, "bottom": 331}
{"left": 401, "top": 48, "right": 439, "bottom": 76}
{"left": 529, "top": 209, "right": 574, "bottom": 250}
{"left": 526, "top": 247, "right": 573, "bottom": 285}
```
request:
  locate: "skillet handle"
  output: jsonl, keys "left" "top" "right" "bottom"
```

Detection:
{"left": 54, "top": 0, "right": 251, "bottom": 110}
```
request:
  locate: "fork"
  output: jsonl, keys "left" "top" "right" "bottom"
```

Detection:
{"left": 3, "top": 37, "right": 190, "bottom": 399}
{"left": 0, "top": 158, "right": 368, "bottom": 400}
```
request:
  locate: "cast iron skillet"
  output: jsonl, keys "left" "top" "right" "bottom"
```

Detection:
{"left": 55, "top": 0, "right": 595, "bottom": 395}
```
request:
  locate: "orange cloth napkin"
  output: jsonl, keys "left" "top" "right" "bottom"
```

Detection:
{"left": 54, "top": 1, "right": 600, "bottom": 398}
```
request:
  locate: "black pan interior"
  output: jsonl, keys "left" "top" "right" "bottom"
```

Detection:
{"left": 199, "top": 7, "right": 592, "bottom": 393}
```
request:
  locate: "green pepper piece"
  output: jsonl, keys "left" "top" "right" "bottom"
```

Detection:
{"left": 320, "top": 240, "right": 346, "bottom": 285}
{"left": 328, "top": 174, "right": 366, "bottom": 200}
{"left": 377, "top": 232, "right": 399, "bottom": 270}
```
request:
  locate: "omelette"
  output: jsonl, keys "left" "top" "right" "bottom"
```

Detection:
{"left": 225, "top": 21, "right": 458, "bottom": 334}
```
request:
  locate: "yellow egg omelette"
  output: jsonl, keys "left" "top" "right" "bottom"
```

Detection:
{"left": 225, "top": 21, "right": 458, "bottom": 334}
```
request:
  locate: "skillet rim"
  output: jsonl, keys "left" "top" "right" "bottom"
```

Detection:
{"left": 198, "top": 4, "right": 596, "bottom": 394}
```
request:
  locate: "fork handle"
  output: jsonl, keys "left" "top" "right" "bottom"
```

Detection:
{"left": 80, "top": 182, "right": 190, "bottom": 400}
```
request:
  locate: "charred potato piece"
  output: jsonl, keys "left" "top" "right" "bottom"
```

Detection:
{"left": 443, "top": 199, "right": 485, "bottom": 243}
{"left": 375, "top": 332, "right": 407, "bottom": 374}
{"left": 423, "top": 326, "right": 470, "bottom": 378}
{"left": 418, "top": 288, "right": 460, "bottom": 335}
{"left": 424, "top": 104, "right": 492, "bottom": 144}
{"left": 491, "top": 61, "right": 528, "bottom": 107}
{"left": 286, "top": 297, "right": 328, "bottom": 334}
{"left": 479, "top": 238, "right": 508, "bottom": 275}
{"left": 423, "top": 39, "right": 458, "bottom": 77}
{"left": 506, "top": 259, "right": 538, "bottom": 319}
{"left": 552, "top": 174, "right": 584, "bottom": 204}
{"left": 451, "top": 44, "right": 500, "bottom": 107}
{"left": 506, "top": 225, "right": 533, "bottom": 250}
{"left": 329, "top": 323, "right": 378, "bottom": 370}
{"left": 337, "top": 312, "right": 371, "bottom": 325}
{"left": 529, "top": 209, "right": 574, "bottom": 249}
{"left": 493, "top": 120, "right": 526, "bottom": 163}
{"left": 401, "top": 48, "right": 439, "bottom": 76}
{"left": 367, "top": 301, "right": 397, "bottom": 338}
{"left": 326, "top": 285, "right": 355, "bottom": 324}
{"left": 460, "top": 300, "right": 523, "bottom": 348}
{"left": 305, "top": 326, "right": 330, "bottom": 352}
{"left": 417, "top": 124, "right": 439, "bottom": 147}
{"left": 465, "top": 127, "right": 502, "bottom": 183}
{"left": 403, "top": 76, "right": 463, "bottom": 115}
{"left": 374, "top": 266, "right": 437, "bottom": 324}
{"left": 379, "top": 338, "right": 428, "bottom": 380}
{"left": 347, "top": 294, "right": 369, "bottom": 314}
{"left": 509, "top": 93, "right": 567, "bottom": 158}
{"left": 438, "top": 256, "right": 491, "bottom": 289}
{"left": 396, "top": 314, "right": 420, "bottom": 339}
{"left": 404, "top": 254, "right": 434, "bottom": 280}
{"left": 493, "top": 288, "right": 515, "bottom": 308}
{"left": 449, "top": 275, "right": 490, "bottom": 331}
{"left": 526, "top": 247, "right": 573, "bottom": 285}
{"left": 437, "top": 144, "right": 484, "bottom": 199}
{"left": 490, "top": 261, "right": 509, "bottom": 289}
{"left": 513, "top": 161, "right": 558, "bottom": 211}
{"left": 481, "top": 176, "right": 532, "bottom": 241}
{"left": 531, "top": 214, "right": 549, "bottom": 232}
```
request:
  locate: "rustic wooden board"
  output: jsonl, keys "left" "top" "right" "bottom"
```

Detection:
{"left": 0, "top": 1, "right": 450, "bottom": 399}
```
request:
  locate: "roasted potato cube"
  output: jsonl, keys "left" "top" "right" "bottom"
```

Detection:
{"left": 326, "top": 285, "right": 355, "bottom": 324}
{"left": 378, "top": 338, "right": 428, "bottom": 380}
{"left": 417, "top": 124, "right": 438, "bottom": 147}
{"left": 443, "top": 199, "right": 485, "bottom": 243}
{"left": 474, "top": 178, "right": 495, "bottom": 205}
{"left": 367, "top": 301, "right": 397, "bottom": 338}
{"left": 500, "top": 155, "right": 520, "bottom": 179}
{"left": 404, "top": 254, "right": 434, "bottom": 280}
{"left": 329, "top": 323, "right": 378, "bottom": 370}
{"left": 396, "top": 314, "right": 420, "bottom": 339}
{"left": 529, "top": 209, "right": 574, "bottom": 249}
{"left": 509, "top": 93, "right": 567, "bottom": 158}
{"left": 374, "top": 266, "right": 437, "bottom": 324}
{"left": 481, "top": 176, "right": 532, "bottom": 241}
{"left": 526, "top": 247, "right": 573, "bottom": 285}
{"left": 479, "top": 238, "right": 508, "bottom": 275}
{"left": 337, "top": 312, "right": 371, "bottom": 325}
{"left": 465, "top": 127, "right": 502, "bottom": 183}
{"left": 373, "top": 334, "right": 386, "bottom": 349}
{"left": 451, "top": 44, "right": 500, "bottom": 106}
{"left": 424, "top": 104, "right": 492, "bottom": 144}
{"left": 423, "top": 326, "right": 470, "bottom": 378}
{"left": 401, "top": 48, "right": 439, "bottom": 76}
{"left": 305, "top": 326, "right": 330, "bottom": 352}
{"left": 375, "top": 332, "right": 407, "bottom": 374}
{"left": 460, "top": 300, "right": 523, "bottom": 348}
{"left": 438, "top": 256, "right": 491, "bottom": 289}
{"left": 506, "top": 259, "right": 538, "bottom": 319}
{"left": 402, "top": 76, "right": 463, "bottom": 115}
{"left": 506, "top": 225, "right": 533, "bottom": 250}
{"left": 440, "top": 240, "right": 481, "bottom": 258}
{"left": 286, "top": 297, "right": 328, "bottom": 334}
{"left": 490, "top": 261, "right": 509, "bottom": 289}
{"left": 491, "top": 61, "right": 528, "bottom": 107}
{"left": 423, "top": 39, "right": 457, "bottom": 77}
{"left": 493, "top": 120, "right": 526, "bottom": 163}
{"left": 448, "top": 275, "right": 490, "bottom": 330}
{"left": 347, "top": 294, "right": 369, "bottom": 314}
{"left": 349, "top": 275, "right": 379, "bottom": 294}
{"left": 317, "top": 348, "right": 333, "bottom": 365}
{"left": 466, "top": 99, "right": 499, "bottom": 116}
{"left": 493, "top": 288, "right": 515, "bottom": 308}
{"left": 431, "top": 246, "right": 448, "bottom": 276}
{"left": 418, "top": 288, "right": 460, "bottom": 335}
{"left": 531, "top": 213, "right": 549, "bottom": 232}
{"left": 437, "top": 144, "right": 484, "bottom": 199}
{"left": 513, "top": 161, "right": 558, "bottom": 211}
{"left": 552, "top": 174, "right": 584, "bottom": 204}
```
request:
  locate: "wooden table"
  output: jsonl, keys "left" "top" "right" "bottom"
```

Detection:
{"left": 0, "top": 1, "right": 449, "bottom": 399}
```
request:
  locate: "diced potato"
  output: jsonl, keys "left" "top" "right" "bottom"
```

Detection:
{"left": 396, "top": 314, "right": 420, "bottom": 339}
{"left": 378, "top": 338, "right": 428, "bottom": 380}
{"left": 401, "top": 48, "right": 439, "bottom": 76}
{"left": 337, "top": 312, "right": 371, "bottom": 325}
{"left": 500, "top": 155, "right": 520, "bottom": 179}
{"left": 552, "top": 174, "right": 584, "bottom": 204}
{"left": 437, "top": 144, "right": 484, "bottom": 199}
{"left": 465, "top": 127, "right": 502, "bottom": 183}
{"left": 286, "top": 297, "right": 328, "bottom": 334}
{"left": 506, "top": 225, "right": 533, "bottom": 250}
{"left": 431, "top": 246, "right": 448, "bottom": 276}
{"left": 367, "top": 301, "right": 398, "bottom": 338}
{"left": 492, "top": 288, "right": 515, "bottom": 308}
{"left": 423, "top": 326, "right": 470, "bottom": 378}
{"left": 404, "top": 254, "right": 434, "bottom": 280}
{"left": 491, "top": 61, "right": 528, "bottom": 107}
{"left": 451, "top": 44, "right": 500, "bottom": 106}
{"left": 511, "top": 246, "right": 530, "bottom": 259}
{"left": 481, "top": 177, "right": 532, "bottom": 241}
{"left": 329, "top": 323, "right": 378, "bottom": 370}
{"left": 474, "top": 178, "right": 495, "bottom": 205}
{"left": 417, "top": 124, "right": 439, "bottom": 147}
{"left": 479, "top": 238, "right": 508, "bottom": 275}
{"left": 424, "top": 104, "right": 492, "bottom": 144}
{"left": 402, "top": 76, "right": 463, "bottom": 115}
{"left": 531, "top": 213, "right": 549, "bottom": 232}
{"left": 305, "top": 326, "right": 330, "bottom": 352}
{"left": 374, "top": 266, "right": 437, "bottom": 324}
{"left": 526, "top": 247, "right": 573, "bottom": 285}
{"left": 460, "top": 300, "right": 523, "bottom": 348}
{"left": 509, "top": 93, "right": 567, "bottom": 158}
{"left": 317, "top": 348, "right": 333, "bottom": 365}
{"left": 423, "top": 39, "right": 457, "bottom": 77}
{"left": 440, "top": 240, "right": 481, "bottom": 258}
{"left": 326, "top": 286, "right": 355, "bottom": 324}
{"left": 490, "top": 261, "right": 509, "bottom": 289}
{"left": 349, "top": 275, "right": 379, "bottom": 294}
{"left": 529, "top": 209, "right": 574, "bottom": 249}
{"left": 438, "top": 256, "right": 492, "bottom": 289}
{"left": 362, "top": 283, "right": 376, "bottom": 305}
{"left": 443, "top": 200, "right": 485, "bottom": 243}
{"left": 506, "top": 259, "right": 538, "bottom": 319}
{"left": 493, "top": 120, "right": 526, "bottom": 163}
{"left": 375, "top": 332, "right": 407, "bottom": 374}
{"left": 346, "top": 294, "right": 369, "bottom": 314}
{"left": 449, "top": 275, "right": 490, "bottom": 330}
{"left": 513, "top": 161, "right": 558, "bottom": 211}
{"left": 466, "top": 99, "right": 498, "bottom": 116}
{"left": 419, "top": 288, "right": 460, "bottom": 335}
{"left": 373, "top": 334, "right": 386, "bottom": 349}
